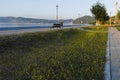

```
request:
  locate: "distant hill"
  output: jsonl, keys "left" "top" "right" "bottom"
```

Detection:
{"left": 73, "top": 16, "right": 95, "bottom": 24}
{"left": 0, "top": 16, "right": 73, "bottom": 24}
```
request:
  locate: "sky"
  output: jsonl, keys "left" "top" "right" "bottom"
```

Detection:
{"left": 0, "top": 0, "right": 119, "bottom": 19}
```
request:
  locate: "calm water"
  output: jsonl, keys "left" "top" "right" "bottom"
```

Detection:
{"left": 0, "top": 24, "right": 87, "bottom": 31}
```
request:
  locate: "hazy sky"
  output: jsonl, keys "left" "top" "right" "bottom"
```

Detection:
{"left": 0, "top": 0, "right": 119, "bottom": 19}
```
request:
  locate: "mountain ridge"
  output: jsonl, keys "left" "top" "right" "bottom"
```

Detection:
{"left": 0, "top": 16, "right": 73, "bottom": 24}
{"left": 73, "top": 15, "right": 95, "bottom": 24}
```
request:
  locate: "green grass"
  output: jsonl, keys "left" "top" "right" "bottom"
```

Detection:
{"left": 0, "top": 28, "right": 107, "bottom": 80}
{"left": 117, "top": 27, "right": 120, "bottom": 31}
{"left": 81, "top": 26, "right": 108, "bottom": 31}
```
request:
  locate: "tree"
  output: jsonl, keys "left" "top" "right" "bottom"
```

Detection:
{"left": 90, "top": 3, "right": 109, "bottom": 25}
{"left": 117, "top": 11, "right": 120, "bottom": 20}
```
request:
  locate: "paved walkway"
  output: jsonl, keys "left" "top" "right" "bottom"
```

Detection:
{"left": 109, "top": 27, "right": 120, "bottom": 80}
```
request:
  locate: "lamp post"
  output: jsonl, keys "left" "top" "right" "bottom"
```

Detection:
{"left": 98, "top": 0, "right": 100, "bottom": 3}
{"left": 78, "top": 13, "right": 80, "bottom": 23}
{"left": 110, "top": 12, "right": 112, "bottom": 26}
{"left": 115, "top": 0, "right": 118, "bottom": 20}
{"left": 78, "top": 13, "right": 80, "bottom": 18}
{"left": 56, "top": 5, "right": 59, "bottom": 24}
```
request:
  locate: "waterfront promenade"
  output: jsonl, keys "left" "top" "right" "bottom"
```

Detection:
{"left": 109, "top": 27, "right": 120, "bottom": 80}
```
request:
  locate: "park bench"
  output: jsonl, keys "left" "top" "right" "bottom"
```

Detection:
{"left": 50, "top": 22, "right": 63, "bottom": 29}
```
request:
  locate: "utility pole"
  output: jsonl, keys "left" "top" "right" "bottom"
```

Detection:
{"left": 56, "top": 5, "right": 59, "bottom": 24}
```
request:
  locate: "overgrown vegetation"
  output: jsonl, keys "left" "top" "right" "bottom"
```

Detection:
{"left": 0, "top": 28, "right": 107, "bottom": 80}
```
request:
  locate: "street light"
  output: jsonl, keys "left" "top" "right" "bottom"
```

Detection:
{"left": 78, "top": 13, "right": 80, "bottom": 18}
{"left": 78, "top": 13, "right": 80, "bottom": 24}
{"left": 56, "top": 5, "right": 59, "bottom": 24}
{"left": 98, "top": 0, "right": 100, "bottom": 3}
{"left": 110, "top": 12, "right": 112, "bottom": 26}
{"left": 115, "top": 0, "right": 118, "bottom": 20}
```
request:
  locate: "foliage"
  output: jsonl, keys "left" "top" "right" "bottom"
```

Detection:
{"left": 0, "top": 28, "right": 107, "bottom": 80}
{"left": 90, "top": 3, "right": 109, "bottom": 24}
{"left": 117, "top": 11, "right": 120, "bottom": 20}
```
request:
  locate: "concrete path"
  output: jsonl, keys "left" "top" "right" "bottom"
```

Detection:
{"left": 109, "top": 27, "right": 120, "bottom": 80}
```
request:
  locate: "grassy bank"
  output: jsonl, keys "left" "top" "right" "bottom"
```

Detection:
{"left": 0, "top": 28, "right": 107, "bottom": 80}
{"left": 81, "top": 26, "right": 108, "bottom": 31}
{"left": 117, "top": 27, "right": 120, "bottom": 31}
